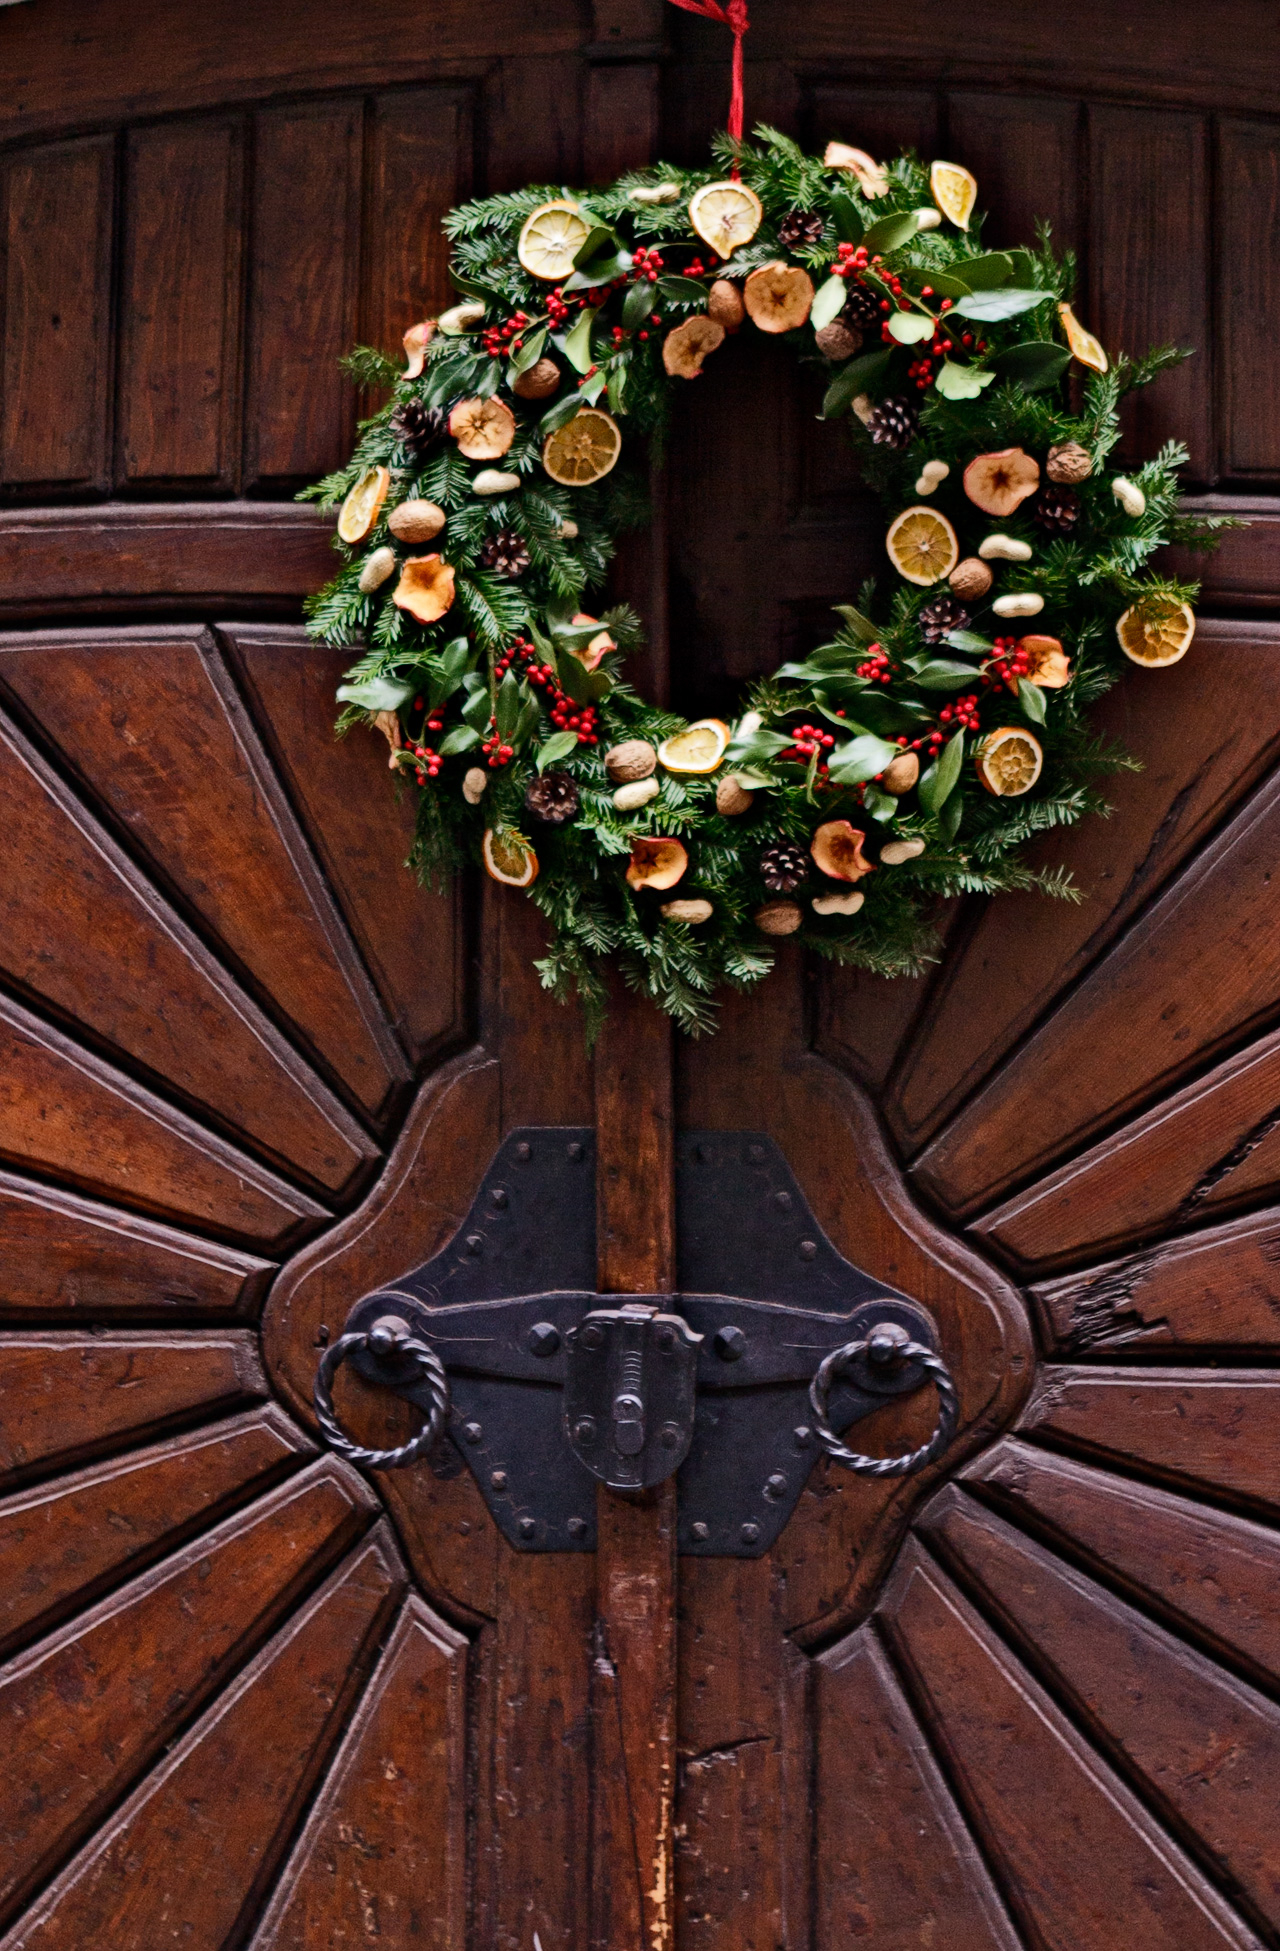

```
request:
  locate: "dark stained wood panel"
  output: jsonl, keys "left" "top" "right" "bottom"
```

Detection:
{"left": 363, "top": 88, "right": 471, "bottom": 363}
{"left": 222, "top": 626, "right": 464, "bottom": 1064}
{"left": 0, "top": 1330, "right": 265, "bottom": 1487}
{"left": 1, "top": 136, "right": 114, "bottom": 492}
{"left": 0, "top": 1455, "right": 376, "bottom": 1927}
{"left": 8, "top": 1530, "right": 404, "bottom": 1951}
{"left": 807, "top": 84, "right": 940, "bottom": 162}
{"left": 0, "top": 990, "right": 328, "bottom": 1246}
{"left": 945, "top": 93, "right": 1081, "bottom": 253}
{"left": 585, "top": 62, "right": 662, "bottom": 185}
{"left": 117, "top": 117, "right": 244, "bottom": 490}
{"left": 0, "top": 1169, "right": 273, "bottom": 1320}
{"left": 880, "top": 1543, "right": 1255, "bottom": 1949}
{"left": 1173, "top": 496, "right": 1280, "bottom": 606}
{"left": 1088, "top": 106, "right": 1213, "bottom": 481}
{"left": 1219, "top": 122, "right": 1280, "bottom": 479}
{"left": 253, "top": 1597, "right": 467, "bottom": 1950}
{"left": 0, "top": 1405, "right": 311, "bottom": 1659}
{"left": 816, "top": 1626, "right": 1020, "bottom": 1948}
{"left": 245, "top": 100, "right": 362, "bottom": 490}
{"left": 0, "top": 627, "right": 408, "bottom": 1119}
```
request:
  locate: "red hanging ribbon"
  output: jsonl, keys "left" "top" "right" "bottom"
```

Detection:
{"left": 666, "top": 0, "right": 750, "bottom": 150}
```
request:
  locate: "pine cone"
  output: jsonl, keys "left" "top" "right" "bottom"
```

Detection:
{"left": 778, "top": 207, "right": 826, "bottom": 250}
{"left": 759, "top": 839, "right": 810, "bottom": 894}
{"left": 390, "top": 396, "right": 450, "bottom": 460}
{"left": 866, "top": 395, "right": 919, "bottom": 450}
{"left": 478, "top": 528, "right": 531, "bottom": 577}
{"left": 524, "top": 770, "right": 579, "bottom": 825}
{"left": 918, "top": 594, "right": 971, "bottom": 644}
{"left": 1033, "top": 484, "right": 1081, "bottom": 533}
{"left": 841, "top": 281, "right": 882, "bottom": 332}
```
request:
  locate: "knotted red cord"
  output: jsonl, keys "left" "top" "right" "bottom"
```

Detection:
{"left": 666, "top": 0, "right": 750, "bottom": 167}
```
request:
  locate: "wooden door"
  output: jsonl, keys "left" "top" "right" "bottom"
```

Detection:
{"left": 3, "top": 3, "right": 1280, "bottom": 1945}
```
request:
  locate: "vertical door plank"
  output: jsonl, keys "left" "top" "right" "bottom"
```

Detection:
{"left": 117, "top": 117, "right": 243, "bottom": 490}
{"left": 364, "top": 88, "right": 472, "bottom": 362}
{"left": 1219, "top": 121, "right": 1280, "bottom": 478}
{"left": 246, "top": 99, "right": 362, "bottom": 489}
{"left": 1088, "top": 106, "right": 1213, "bottom": 481}
{"left": 808, "top": 85, "right": 939, "bottom": 162}
{"left": 946, "top": 94, "right": 1081, "bottom": 253}
{"left": 585, "top": 63, "right": 661, "bottom": 184}
{"left": 1, "top": 137, "right": 114, "bottom": 492}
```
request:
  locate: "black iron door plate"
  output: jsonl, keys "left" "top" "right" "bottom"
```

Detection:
{"left": 333, "top": 1128, "right": 941, "bottom": 1557}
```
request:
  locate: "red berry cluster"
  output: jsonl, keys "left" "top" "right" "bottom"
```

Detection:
{"left": 833, "top": 242, "right": 875, "bottom": 278}
{"left": 684, "top": 253, "right": 721, "bottom": 277}
{"left": 482, "top": 310, "right": 532, "bottom": 361}
{"left": 410, "top": 744, "right": 442, "bottom": 782}
{"left": 856, "top": 643, "right": 895, "bottom": 684}
{"left": 938, "top": 693, "right": 982, "bottom": 733}
{"left": 983, "top": 635, "right": 1031, "bottom": 689}
{"left": 780, "top": 722, "right": 835, "bottom": 766}
{"left": 630, "top": 244, "right": 665, "bottom": 285}
{"left": 611, "top": 312, "right": 661, "bottom": 348}
{"left": 493, "top": 637, "right": 600, "bottom": 748}
{"left": 495, "top": 637, "right": 554, "bottom": 687}
{"left": 547, "top": 287, "right": 577, "bottom": 328}
{"left": 481, "top": 725, "right": 515, "bottom": 768}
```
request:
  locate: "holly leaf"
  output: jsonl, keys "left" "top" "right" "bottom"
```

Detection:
{"left": 438, "top": 724, "right": 481, "bottom": 755}
{"left": 514, "top": 697, "right": 542, "bottom": 750}
{"left": 336, "top": 674, "right": 414, "bottom": 711}
{"left": 994, "top": 339, "right": 1072, "bottom": 392}
{"left": 862, "top": 784, "right": 899, "bottom": 820}
{"left": 623, "top": 280, "right": 656, "bottom": 331}
{"left": 657, "top": 275, "right": 710, "bottom": 304}
{"left": 572, "top": 224, "right": 619, "bottom": 268}
{"left": 606, "top": 362, "right": 628, "bottom": 414}
{"left": 811, "top": 275, "right": 848, "bottom": 331}
{"left": 540, "top": 393, "right": 584, "bottom": 435}
{"left": 564, "top": 249, "right": 633, "bottom": 293}
{"left": 579, "top": 369, "right": 608, "bottom": 404}
{"left": 1017, "top": 677, "right": 1048, "bottom": 725}
{"left": 555, "top": 647, "right": 611, "bottom": 705}
{"left": 821, "top": 347, "right": 891, "bottom": 419}
{"left": 826, "top": 733, "right": 899, "bottom": 785}
{"left": 536, "top": 730, "right": 580, "bottom": 773}
{"left": 861, "top": 210, "right": 920, "bottom": 255}
{"left": 912, "top": 659, "right": 983, "bottom": 691}
{"left": 953, "top": 288, "right": 1053, "bottom": 321}
{"left": 832, "top": 602, "right": 879, "bottom": 642}
{"left": 507, "top": 325, "right": 548, "bottom": 377}
{"left": 901, "top": 267, "right": 972, "bottom": 299}
{"left": 562, "top": 306, "right": 598, "bottom": 373}
{"left": 829, "top": 191, "right": 864, "bottom": 245}
{"left": 940, "top": 790, "right": 965, "bottom": 842}
{"left": 461, "top": 684, "right": 492, "bottom": 732}
{"left": 888, "top": 311, "right": 936, "bottom": 345}
{"left": 424, "top": 635, "right": 474, "bottom": 708}
{"left": 945, "top": 628, "right": 994, "bottom": 654}
{"left": 495, "top": 669, "right": 522, "bottom": 740}
{"left": 934, "top": 357, "right": 995, "bottom": 400}
{"left": 918, "top": 730, "right": 964, "bottom": 815}
{"left": 724, "top": 727, "right": 793, "bottom": 767}
{"left": 954, "top": 251, "right": 1013, "bottom": 290}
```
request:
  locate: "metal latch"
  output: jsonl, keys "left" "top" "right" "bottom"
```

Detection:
{"left": 564, "top": 1303, "right": 701, "bottom": 1490}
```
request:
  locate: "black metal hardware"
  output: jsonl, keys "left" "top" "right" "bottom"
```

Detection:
{"left": 313, "top": 1316, "right": 450, "bottom": 1469}
{"left": 316, "top": 1128, "right": 954, "bottom": 1556}
{"left": 809, "top": 1331, "right": 958, "bottom": 1477}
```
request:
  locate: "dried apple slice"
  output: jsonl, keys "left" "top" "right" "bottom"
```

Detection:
{"left": 743, "top": 263, "right": 815, "bottom": 334}
{"left": 811, "top": 820, "right": 874, "bottom": 882}
{"left": 402, "top": 321, "right": 436, "bottom": 378}
{"left": 663, "top": 316, "right": 725, "bottom": 376}
{"left": 823, "top": 143, "right": 890, "bottom": 198}
{"left": 963, "top": 447, "right": 1040, "bottom": 517}
{"left": 626, "top": 837, "right": 689, "bottom": 890}
{"left": 392, "top": 554, "right": 456, "bottom": 623}
{"left": 1017, "top": 635, "right": 1072, "bottom": 688}
{"left": 569, "top": 612, "right": 615, "bottom": 670}
{"left": 449, "top": 396, "right": 516, "bottom": 459}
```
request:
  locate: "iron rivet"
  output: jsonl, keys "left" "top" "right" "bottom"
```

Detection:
{"left": 466, "top": 1235, "right": 483, "bottom": 1256}
{"left": 764, "top": 1472, "right": 788, "bottom": 1501}
{"left": 314, "top": 1324, "right": 330, "bottom": 1347}
{"left": 660, "top": 1422, "right": 682, "bottom": 1449}
{"left": 518, "top": 1517, "right": 536, "bottom": 1539}
{"left": 581, "top": 1324, "right": 604, "bottom": 1351}
{"left": 458, "top": 1520, "right": 471, "bottom": 1536}
{"left": 515, "top": 1141, "right": 531, "bottom": 1162}
{"left": 747, "top": 1143, "right": 765, "bottom": 1164}
{"left": 527, "top": 1321, "right": 561, "bottom": 1357}
{"left": 741, "top": 1521, "right": 761, "bottom": 1544}
{"left": 491, "top": 1187, "right": 508, "bottom": 1210}
{"left": 567, "top": 1516, "right": 588, "bottom": 1539}
{"left": 464, "top": 1421, "right": 484, "bottom": 1443}
{"left": 793, "top": 1425, "right": 812, "bottom": 1448}
{"left": 575, "top": 1417, "right": 597, "bottom": 1444}
{"left": 714, "top": 1325, "right": 747, "bottom": 1363}
{"left": 655, "top": 1325, "right": 677, "bottom": 1352}
{"left": 798, "top": 1239, "right": 817, "bottom": 1261}
{"left": 868, "top": 1323, "right": 911, "bottom": 1366}
{"left": 490, "top": 1469, "right": 508, "bottom": 1490}
{"left": 774, "top": 1190, "right": 792, "bottom": 1212}
{"left": 691, "top": 1521, "right": 710, "bottom": 1541}
{"left": 567, "top": 1141, "right": 584, "bottom": 1161}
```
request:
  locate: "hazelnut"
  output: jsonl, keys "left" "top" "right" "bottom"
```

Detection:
{"left": 949, "top": 556, "right": 993, "bottom": 600}
{"left": 882, "top": 751, "right": 920, "bottom": 795}
{"left": 715, "top": 774, "right": 754, "bottom": 816}
{"left": 707, "top": 279, "right": 746, "bottom": 332}
{"left": 605, "top": 739, "right": 658, "bottom": 783}
{"left": 815, "top": 320, "right": 862, "bottom": 362}
{"left": 513, "top": 358, "right": 561, "bottom": 400}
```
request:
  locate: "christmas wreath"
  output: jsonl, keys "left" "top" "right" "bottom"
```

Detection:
{"left": 303, "top": 126, "right": 1231, "bottom": 1036}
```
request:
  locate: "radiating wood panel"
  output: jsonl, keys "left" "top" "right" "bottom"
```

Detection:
{"left": 0, "top": 1406, "right": 311, "bottom": 1659}
{"left": 253, "top": 1597, "right": 467, "bottom": 1950}
{"left": 0, "top": 1330, "right": 266, "bottom": 1486}
{"left": 0, "top": 627, "right": 408, "bottom": 1118}
{"left": 0, "top": 1170, "right": 273, "bottom": 1320}
{"left": 1218, "top": 121, "right": 1280, "bottom": 479}
{"left": 1, "top": 137, "right": 114, "bottom": 491}
{"left": 363, "top": 89, "right": 471, "bottom": 362}
{"left": 6, "top": 1530, "right": 404, "bottom": 1951}
{"left": 117, "top": 117, "right": 243, "bottom": 489}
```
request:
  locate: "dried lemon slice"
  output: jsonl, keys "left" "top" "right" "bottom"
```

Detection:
{"left": 929, "top": 161, "right": 978, "bottom": 232}
{"left": 482, "top": 828, "right": 539, "bottom": 886}
{"left": 657, "top": 719, "right": 730, "bottom": 775}
{"left": 976, "top": 727, "right": 1044, "bottom": 796}
{"left": 886, "top": 506, "right": 959, "bottom": 586}
{"left": 542, "top": 407, "right": 622, "bottom": 486}
{"left": 1058, "top": 302, "right": 1109, "bottom": 374}
{"left": 1116, "top": 597, "right": 1196, "bottom": 668}
{"left": 688, "top": 180, "right": 763, "bottom": 259}
{"left": 337, "top": 465, "right": 390, "bottom": 544}
{"left": 518, "top": 199, "right": 591, "bottom": 281}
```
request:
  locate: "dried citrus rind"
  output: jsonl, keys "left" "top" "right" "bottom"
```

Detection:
{"left": 1058, "top": 302, "right": 1108, "bottom": 374}
{"left": 1116, "top": 598, "right": 1196, "bottom": 667}
{"left": 885, "top": 506, "right": 959, "bottom": 586}
{"left": 337, "top": 465, "right": 390, "bottom": 544}
{"left": 483, "top": 829, "right": 539, "bottom": 886}
{"left": 930, "top": 161, "right": 978, "bottom": 231}
{"left": 657, "top": 720, "right": 730, "bottom": 775}
{"left": 976, "top": 727, "right": 1044, "bottom": 796}
{"left": 518, "top": 199, "right": 590, "bottom": 281}
{"left": 542, "top": 408, "right": 622, "bottom": 487}
{"left": 688, "top": 180, "right": 763, "bottom": 259}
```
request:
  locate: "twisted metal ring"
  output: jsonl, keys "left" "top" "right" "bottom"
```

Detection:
{"left": 809, "top": 1337, "right": 958, "bottom": 1478}
{"left": 313, "top": 1330, "right": 450, "bottom": 1470}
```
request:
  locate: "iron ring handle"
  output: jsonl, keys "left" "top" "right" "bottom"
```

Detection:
{"left": 313, "top": 1330, "right": 450, "bottom": 1470}
{"left": 809, "top": 1337, "right": 958, "bottom": 1479}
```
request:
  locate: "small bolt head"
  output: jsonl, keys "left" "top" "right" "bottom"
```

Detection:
{"left": 741, "top": 1521, "right": 761, "bottom": 1544}
{"left": 714, "top": 1325, "right": 748, "bottom": 1363}
{"left": 527, "top": 1321, "right": 561, "bottom": 1357}
{"left": 567, "top": 1516, "right": 588, "bottom": 1539}
{"left": 463, "top": 1421, "right": 484, "bottom": 1444}
{"left": 691, "top": 1521, "right": 710, "bottom": 1541}
{"left": 655, "top": 1324, "right": 677, "bottom": 1352}
{"left": 660, "top": 1421, "right": 682, "bottom": 1449}
{"left": 518, "top": 1516, "right": 536, "bottom": 1539}
{"left": 868, "top": 1323, "right": 911, "bottom": 1366}
{"left": 515, "top": 1140, "right": 532, "bottom": 1162}
{"left": 798, "top": 1239, "right": 818, "bottom": 1262}
{"left": 764, "top": 1472, "right": 788, "bottom": 1501}
{"left": 490, "top": 1187, "right": 508, "bottom": 1209}
{"left": 368, "top": 1314, "right": 410, "bottom": 1356}
{"left": 490, "top": 1469, "right": 508, "bottom": 1491}
{"left": 574, "top": 1417, "right": 598, "bottom": 1444}
{"left": 774, "top": 1190, "right": 792, "bottom": 1212}
{"left": 793, "top": 1424, "right": 812, "bottom": 1448}
{"left": 580, "top": 1323, "right": 604, "bottom": 1351}
{"left": 567, "top": 1140, "right": 585, "bottom": 1161}
{"left": 465, "top": 1235, "right": 484, "bottom": 1256}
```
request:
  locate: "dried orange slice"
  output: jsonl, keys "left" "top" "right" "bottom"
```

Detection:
{"left": 1116, "top": 598, "right": 1196, "bottom": 668}
{"left": 482, "top": 828, "right": 539, "bottom": 886}
{"left": 657, "top": 719, "right": 730, "bottom": 774}
{"left": 542, "top": 407, "right": 622, "bottom": 487}
{"left": 337, "top": 465, "right": 390, "bottom": 544}
{"left": 930, "top": 161, "right": 978, "bottom": 231}
{"left": 885, "top": 506, "right": 959, "bottom": 586}
{"left": 976, "top": 727, "right": 1043, "bottom": 796}
{"left": 1058, "top": 302, "right": 1108, "bottom": 374}
{"left": 517, "top": 199, "right": 590, "bottom": 281}
{"left": 688, "top": 180, "right": 763, "bottom": 259}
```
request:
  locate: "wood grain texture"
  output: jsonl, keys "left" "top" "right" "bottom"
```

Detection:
{"left": 117, "top": 117, "right": 243, "bottom": 489}
{"left": 222, "top": 625, "right": 465, "bottom": 1066}
{"left": 966, "top": 1439, "right": 1280, "bottom": 1696}
{"left": 0, "top": 1169, "right": 273, "bottom": 1321}
{"left": 363, "top": 89, "right": 471, "bottom": 362}
{"left": 0, "top": 1405, "right": 311, "bottom": 1659}
{"left": 0, "top": 626, "right": 408, "bottom": 1119}
{"left": 946, "top": 93, "right": 1081, "bottom": 253}
{"left": 815, "top": 1625, "right": 1020, "bottom": 1948}
{"left": 1, "top": 137, "right": 114, "bottom": 491}
{"left": 1173, "top": 496, "right": 1280, "bottom": 604}
{"left": 0, "top": 1456, "right": 377, "bottom": 1927}
{"left": 1219, "top": 123, "right": 1280, "bottom": 478}
{"left": 251, "top": 1596, "right": 466, "bottom": 1951}
{"left": 0, "top": 1329, "right": 266, "bottom": 1488}
{"left": 879, "top": 1541, "right": 1256, "bottom": 1949}
{"left": 4, "top": 1529, "right": 404, "bottom": 1951}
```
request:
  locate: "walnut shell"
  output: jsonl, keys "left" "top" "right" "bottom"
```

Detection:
{"left": 1046, "top": 440, "right": 1093, "bottom": 485}
{"left": 707, "top": 279, "right": 746, "bottom": 332}
{"left": 387, "top": 499, "right": 446, "bottom": 543}
{"left": 715, "top": 774, "right": 754, "bottom": 816}
{"left": 663, "top": 315, "right": 725, "bottom": 378}
{"left": 513, "top": 358, "right": 561, "bottom": 400}
{"left": 948, "top": 556, "right": 993, "bottom": 600}
{"left": 605, "top": 739, "right": 658, "bottom": 783}
{"left": 815, "top": 320, "right": 862, "bottom": 361}
{"left": 754, "top": 900, "right": 802, "bottom": 936}
{"left": 882, "top": 751, "right": 920, "bottom": 795}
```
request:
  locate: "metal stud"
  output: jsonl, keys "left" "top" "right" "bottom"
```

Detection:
{"left": 763, "top": 1473, "right": 788, "bottom": 1501}
{"left": 464, "top": 1422, "right": 484, "bottom": 1444}
{"left": 798, "top": 1239, "right": 817, "bottom": 1261}
{"left": 490, "top": 1469, "right": 508, "bottom": 1490}
{"left": 527, "top": 1322, "right": 561, "bottom": 1357}
{"left": 741, "top": 1521, "right": 761, "bottom": 1544}
{"left": 567, "top": 1516, "right": 588, "bottom": 1539}
{"left": 491, "top": 1187, "right": 508, "bottom": 1210}
{"left": 691, "top": 1521, "right": 710, "bottom": 1541}
{"left": 518, "top": 1516, "right": 536, "bottom": 1539}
